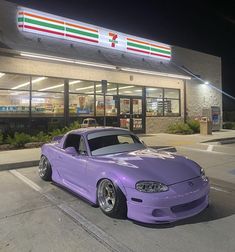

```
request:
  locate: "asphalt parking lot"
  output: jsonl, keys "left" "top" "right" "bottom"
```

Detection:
{"left": 0, "top": 142, "right": 235, "bottom": 252}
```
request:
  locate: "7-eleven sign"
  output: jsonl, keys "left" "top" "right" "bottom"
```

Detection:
{"left": 109, "top": 32, "right": 118, "bottom": 47}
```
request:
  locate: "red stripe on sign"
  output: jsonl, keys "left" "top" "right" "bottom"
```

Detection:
{"left": 66, "top": 33, "right": 98, "bottom": 43}
{"left": 127, "top": 47, "right": 150, "bottom": 55}
{"left": 23, "top": 25, "right": 64, "bottom": 36}
{"left": 150, "top": 52, "right": 171, "bottom": 59}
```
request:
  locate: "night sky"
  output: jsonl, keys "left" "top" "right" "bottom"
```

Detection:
{"left": 8, "top": 0, "right": 235, "bottom": 111}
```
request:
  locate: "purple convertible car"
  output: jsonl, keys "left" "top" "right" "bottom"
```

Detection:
{"left": 39, "top": 127, "right": 209, "bottom": 224}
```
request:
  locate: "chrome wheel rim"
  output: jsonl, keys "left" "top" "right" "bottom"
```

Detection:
{"left": 39, "top": 156, "right": 48, "bottom": 177}
{"left": 98, "top": 179, "right": 116, "bottom": 212}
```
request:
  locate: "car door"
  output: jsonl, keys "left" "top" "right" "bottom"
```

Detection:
{"left": 57, "top": 134, "right": 89, "bottom": 195}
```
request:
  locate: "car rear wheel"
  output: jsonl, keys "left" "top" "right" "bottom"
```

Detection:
{"left": 97, "top": 179, "right": 127, "bottom": 218}
{"left": 39, "top": 155, "right": 52, "bottom": 181}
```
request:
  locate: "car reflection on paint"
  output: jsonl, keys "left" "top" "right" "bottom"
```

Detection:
{"left": 39, "top": 127, "right": 209, "bottom": 224}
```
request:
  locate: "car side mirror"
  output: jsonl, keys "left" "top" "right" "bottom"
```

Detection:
{"left": 65, "top": 147, "right": 77, "bottom": 156}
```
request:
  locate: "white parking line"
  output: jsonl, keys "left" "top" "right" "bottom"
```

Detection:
{"left": 9, "top": 169, "right": 132, "bottom": 252}
{"left": 207, "top": 145, "right": 214, "bottom": 152}
{"left": 210, "top": 186, "right": 230, "bottom": 194}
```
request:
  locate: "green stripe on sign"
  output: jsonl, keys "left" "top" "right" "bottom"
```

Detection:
{"left": 24, "top": 18, "right": 65, "bottom": 31}
{"left": 127, "top": 42, "right": 150, "bottom": 51}
{"left": 66, "top": 27, "right": 98, "bottom": 39}
{"left": 18, "top": 17, "right": 24, "bottom": 22}
{"left": 151, "top": 47, "right": 171, "bottom": 55}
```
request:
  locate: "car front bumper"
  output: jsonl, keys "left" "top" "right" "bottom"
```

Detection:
{"left": 126, "top": 176, "right": 209, "bottom": 224}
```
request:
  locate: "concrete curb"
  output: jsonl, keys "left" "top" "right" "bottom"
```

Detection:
{"left": 202, "top": 137, "right": 235, "bottom": 145}
{"left": 0, "top": 160, "right": 39, "bottom": 171}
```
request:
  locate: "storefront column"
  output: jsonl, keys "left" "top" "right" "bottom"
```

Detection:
{"left": 29, "top": 75, "right": 32, "bottom": 133}
{"left": 64, "top": 79, "right": 69, "bottom": 127}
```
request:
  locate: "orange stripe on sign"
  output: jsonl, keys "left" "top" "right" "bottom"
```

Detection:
{"left": 151, "top": 44, "right": 171, "bottom": 51}
{"left": 23, "top": 12, "right": 64, "bottom": 25}
{"left": 18, "top": 11, "right": 24, "bottom": 15}
{"left": 127, "top": 38, "right": 150, "bottom": 46}
{"left": 65, "top": 22, "right": 98, "bottom": 33}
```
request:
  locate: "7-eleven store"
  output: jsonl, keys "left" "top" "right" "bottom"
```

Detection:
{"left": 0, "top": 0, "right": 222, "bottom": 134}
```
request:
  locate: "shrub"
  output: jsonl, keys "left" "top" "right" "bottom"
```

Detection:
{"left": 166, "top": 122, "right": 193, "bottom": 135}
{"left": 31, "top": 131, "right": 51, "bottom": 143}
{"left": 187, "top": 119, "right": 200, "bottom": 133}
{"left": 223, "top": 122, "right": 235, "bottom": 130}
{"left": 0, "top": 131, "right": 3, "bottom": 145}
{"left": 7, "top": 132, "right": 32, "bottom": 148}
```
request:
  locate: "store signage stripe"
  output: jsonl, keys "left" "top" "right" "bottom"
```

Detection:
{"left": 150, "top": 52, "right": 171, "bottom": 59}
{"left": 22, "top": 11, "right": 65, "bottom": 25}
{"left": 65, "top": 22, "right": 98, "bottom": 33}
{"left": 127, "top": 41, "right": 150, "bottom": 51}
{"left": 151, "top": 47, "right": 171, "bottom": 55}
{"left": 23, "top": 18, "right": 65, "bottom": 31}
{"left": 127, "top": 47, "right": 150, "bottom": 55}
{"left": 66, "top": 34, "right": 98, "bottom": 43}
{"left": 127, "top": 37, "right": 150, "bottom": 46}
{"left": 22, "top": 25, "right": 64, "bottom": 36}
{"left": 66, "top": 27, "right": 98, "bottom": 39}
{"left": 151, "top": 44, "right": 171, "bottom": 51}
{"left": 21, "top": 11, "right": 98, "bottom": 34}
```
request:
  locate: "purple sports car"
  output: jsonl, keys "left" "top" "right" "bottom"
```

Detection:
{"left": 39, "top": 127, "right": 209, "bottom": 224}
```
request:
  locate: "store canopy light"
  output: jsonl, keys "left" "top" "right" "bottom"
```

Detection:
{"left": 20, "top": 52, "right": 116, "bottom": 70}
{"left": 11, "top": 77, "right": 47, "bottom": 90}
{"left": 204, "top": 81, "right": 209, "bottom": 85}
{"left": 121, "top": 67, "right": 191, "bottom": 80}
{"left": 0, "top": 73, "right": 5, "bottom": 78}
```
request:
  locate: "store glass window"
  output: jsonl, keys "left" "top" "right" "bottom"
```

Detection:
{"left": 0, "top": 73, "right": 30, "bottom": 117}
{"left": 164, "top": 89, "right": 180, "bottom": 116}
{"left": 96, "top": 95, "right": 104, "bottom": 116}
{"left": 31, "top": 92, "right": 64, "bottom": 117}
{"left": 146, "top": 98, "right": 163, "bottom": 116}
{"left": 146, "top": 87, "right": 163, "bottom": 98}
{"left": 118, "top": 85, "right": 142, "bottom": 96}
{"left": 164, "top": 89, "right": 180, "bottom": 99}
{"left": 31, "top": 76, "right": 64, "bottom": 92}
{"left": 105, "top": 96, "right": 118, "bottom": 116}
{"left": 69, "top": 94, "right": 94, "bottom": 116}
{"left": 96, "top": 83, "right": 117, "bottom": 95}
{"left": 0, "top": 73, "right": 30, "bottom": 91}
{"left": 69, "top": 80, "right": 94, "bottom": 94}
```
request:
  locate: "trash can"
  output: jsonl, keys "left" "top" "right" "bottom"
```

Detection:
{"left": 200, "top": 117, "right": 212, "bottom": 135}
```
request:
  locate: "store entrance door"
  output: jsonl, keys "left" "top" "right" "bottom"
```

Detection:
{"left": 119, "top": 97, "right": 144, "bottom": 133}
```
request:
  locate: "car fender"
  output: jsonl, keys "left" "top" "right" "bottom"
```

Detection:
{"left": 96, "top": 171, "right": 127, "bottom": 197}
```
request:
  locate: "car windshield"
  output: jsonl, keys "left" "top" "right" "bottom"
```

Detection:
{"left": 87, "top": 130, "right": 145, "bottom": 156}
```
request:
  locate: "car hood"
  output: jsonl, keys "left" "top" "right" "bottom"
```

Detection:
{"left": 92, "top": 148, "right": 201, "bottom": 186}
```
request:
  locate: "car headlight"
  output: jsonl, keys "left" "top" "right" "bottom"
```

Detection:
{"left": 200, "top": 168, "right": 208, "bottom": 181}
{"left": 135, "top": 181, "right": 169, "bottom": 193}
{"left": 200, "top": 168, "right": 205, "bottom": 176}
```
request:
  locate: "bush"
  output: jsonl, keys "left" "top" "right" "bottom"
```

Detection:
{"left": 166, "top": 122, "right": 193, "bottom": 135}
{"left": 223, "top": 122, "right": 235, "bottom": 130}
{"left": 31, "top": 131, "right": 51, "bottom": 143}
{"left": 7, "top": 132, "right": 32, "bottom": 148}
{"left": 187, "top": 119, "right": 200, "bottom": 133}
{"left": 0, "top": 131, "right": 3, "bottom": 145}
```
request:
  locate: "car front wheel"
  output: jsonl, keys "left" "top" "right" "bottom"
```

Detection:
{"left": 97, "top": 179, "right": 127, "bottom": 218}
{"left": 39, "top": 155, "right": 52, "bottom": 181}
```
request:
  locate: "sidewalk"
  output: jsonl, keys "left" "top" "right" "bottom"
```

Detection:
{"left": 0, "top": 130, "right": 234, "bottom": 171}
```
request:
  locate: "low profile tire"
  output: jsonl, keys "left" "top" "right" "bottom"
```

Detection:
{"left": 38, "top": 155, "right": 52, "bottom": 181}
{"left": 97, "top": 179, "right": 127, "bottom": 218}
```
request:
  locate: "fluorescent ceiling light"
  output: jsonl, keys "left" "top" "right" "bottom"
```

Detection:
{"left": 39, "top": 80, "right": 81, "bottom": 91}
{"left": 0, "top": 73, "right": 5, "bottom": 78}
{"left": 204, "top": 81, "right": 209, "bottom": 85}
{"left": 11, "top": 77, "right": 47, "bottom": 90}
{"left": 119, "top": 85, "right": 134, "bottom": 90}
{"left": 20, "top": 52, "right": 116, "bottom": 70}
{"left": 121, "top": 67, "right": 191, "bottom": 80}
{"left": 75, "top": 85, "right": 94, "bottom": 91}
